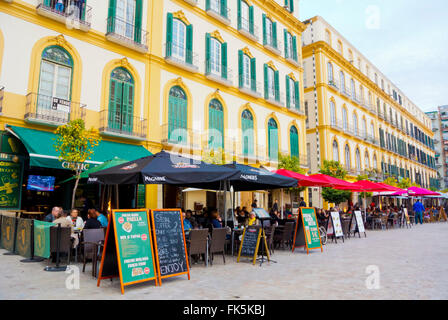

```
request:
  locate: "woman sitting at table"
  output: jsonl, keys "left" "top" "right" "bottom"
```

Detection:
{"left": 210, "top": 210, "right": 223, "bottom": 229}
{"left": 84, "top": 209, "right": 102, "bottom": 229}
{"left": 247, "top": 212, "right": 258, "bottom": 226}
{"left": 67, "top": 209, "right": 84, "bottom": 231}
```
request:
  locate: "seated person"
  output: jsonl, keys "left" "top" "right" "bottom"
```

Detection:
{"left": 68, "top": 209, "right": 84, "bottom": 231}
{"left": 183, "top": 211, "right": 193, "bottom": 233}
{"left": 247, "top": 212, "right": 258, "bottom": 226}
{"left": 269, "top": 209, "right": 281, "bottom": 224}
{"left": 53, "top": 207, "right": 78, "bottom": 247}
{"left": 84, "top": 209, "right": 102, "bottom": 229}
{"left": 96, "top": 209, "right": 108, "bottom": 228}
{"left": 44, "top": 207, "right": 61, "bottom": 223}
{"left": 185, "top": 210, "right": 198, "bottom": 229}
{"left": 210, "top": 210, "right": 223, "bottom": 229}
{"left": 237, "top": 210, "right": 247, "bottom": 226}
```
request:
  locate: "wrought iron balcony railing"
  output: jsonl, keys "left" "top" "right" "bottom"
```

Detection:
{"left": 36, "top": 0, "right": 92, "bottom": 31}
{"left": 106, "top": 17, "right": 148, "bottom": 52}
{"left": 25, "top": 92, "right": 86, "bottom": 125}
{"left": 237, "top": 17, "right": 259, "bottom": 41}
{"left": 99, "top": 109, "right": 147, "bottom": 139}
{"left": 164, "top": 42, "right": 199, "bottom": 72}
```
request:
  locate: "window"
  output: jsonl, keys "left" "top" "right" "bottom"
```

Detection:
{"left": 365, "top": 152, "right": 370, "bottom": 169}
{"left": 337, "top": 40, "right": 343, "bottom": 54}
{"left": 38, "top": 46, "right": 73, "bottom": 121}
{"left": 210, "top": 38, "right": 221, "bottom": 74}
{"left": 206, "top": 33, "right": 227, "bottom": 79}
{"left": 284, "top": 30, "right": 297, "bottom": 61}
{"left": 333, "top": 141, "right": 339, "bottom": 162}
{"left": 373, "top": 155, "right": 377, "bottom": 169}
{"left": 327, "top": 62, "right": 334, "bottom": 83}
{"left": 168, "top": 86, "right": 187, "bottom": 144}
{"left": 351, "top": 79, "right": 356, "bottom": 99}
{"left": 340, "top": 71, "right": 346, "bottom": 92}
{"left": 264, "top": 64, "right": 279, "bottom": 101}
{"left": 238, "top": 50, "right": 256, "bottom": 91}
{"left": 345, "top": 144, "right": 351, "bottom": 170}
{"left": 263, "top": 15, "right": 277, "bottom": 48}
{"left": 356, "top": 149, "right": 361, "bottom": 172}
{"left": 108, "top": 0, "right": 143, "bottom": 43}
{"left": 362, "top": 118, "right": 367, "bottom": 138}
{"left": 370, "top": 122, "right": 375, "bottom": 138}
{"left": 290, "top": 126, "right": 299, "bottom": 158}
{"left": 238, "top": 0, "right": 254, "bottom": 34}
{"left": 241, "top": 109, "right": 254, "bottom": 157}
{"left": 268, "top": 118, "right": 279, "bottom": 161}
{"left": 325, "top": 30, "right": 331, "bottom": 45}
{"left": 208, "top": 99, "right": 224, "bottom": 150}
{"left": 108, "top": 67, "right": 134, "bottom": 133}
{"left": 342, "top": 108, "right": 348, "bottom": 131}
{"left": 286, "top": 75, "right": 300, "bottom": 110}
{"left": 353, "top": 113, "right": 358, "bottom": 135}
{"left": 330, "top": 101, "right": 336, "bottom": 125}
{"left": 166, "top": 13, "right": 193, "bottom": 65}
{"left": 284, "top": 0, "right": 295, "bottom": 12}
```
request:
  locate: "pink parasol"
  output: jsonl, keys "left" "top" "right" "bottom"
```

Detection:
{"left": 274, "top": 169, "right": 332, "bottom": 187}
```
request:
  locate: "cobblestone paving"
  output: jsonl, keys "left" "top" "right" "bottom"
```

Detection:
{"left": 0, "top": 223, "right": 447, "bottom": 300}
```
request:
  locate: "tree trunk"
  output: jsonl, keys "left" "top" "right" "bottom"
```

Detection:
{"left": 71, "top": 170, "right": 82, "bottom": 209}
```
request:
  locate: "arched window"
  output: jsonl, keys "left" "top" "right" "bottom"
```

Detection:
{"left": 351, "top": 79, "right": 356, "bottom": 98}
{"left": 340, "top": 71, "right": 345, "bottom": 92}
{"left": 355, "top": 149, "right": 361, "bottom": 173}
{"left": 268, "top": 118, "right": 279, "bottom": 161}
{"left": 362, "top": 118, "right": 367, "bottom": 138}
{"left": 342, "top": 108, "right": 348, "bottom": 131}
{"left": 327, "top": 62, "right": 334, "bottom": 83}
{"left": 333, "top": 140, "right": 339, "bottom": 162}
{"left": 109, "top": 67, "right": 135, "bottom": 133}
{"left": 208, "top": 99, "right": 224, "bottom": 150}
{"left": 168, "top": 86, "right": 187, "bottom": 144}
{"left": 241, "top": 109, "right": 254, "bottom": 157}
{"left": 330, "top": 101, "right": 336, "bottom": 125}
{"left": 38, "top": 46, "right": 73, "bottom": 121}
{"left": 345, "top": 144, "right": 351, "bottom": 170}
{"left": 365, "top": 151, "right": 370, "bottom": 169}
{"left": 172, "top": 18, "right": 187, "bottom": 60}
{"left": 353, "top": 113, "right": 358, "bottom": 136}
{"left": 290, "top": 126, "right": 299, "bottom": 158}
{"left": 370, "top": 122, "right": 375, "bottom": 139}
{"left": 373, "top": 154, "right": 377, "bottom": 170}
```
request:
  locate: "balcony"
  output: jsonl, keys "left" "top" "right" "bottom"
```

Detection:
{"left": 0, "top": 86, "right": 3, "bottom": 114}
{"left": 206, "top": 3, "right": 231, "bottom": 25}
{"left": 25, "top": 93, "right": 86, "bottom": 126}
{"left": 265, "top": 91, "right": 285, "bottom": 108}
{"left": 263, "top": 38, "right": 282, "bottom": 56}
{"left": 106, "top": 17, "right": 148, "bottom": 53}
{"left": 99, "top": 110, "right": 147, "bottom": 140}
{"left": 183, "top": 0, "right": 198, "bottom": 5}
{"left": 328, "top": 79, "right": 339, "bottom": 90}
{"left": 205, "top": 59, "right": 233, "bottom": 87}
{"left": 237, "top": 17, "right": 259, "bottom": 42}
{"left": 340, "top": 87, "right": 351, "bottom": 98}
{"left": 36, "top": 0, "right": 92, "bottom": 32}
{"left": 164, "top": 43, "right": 199, "bottom": 73}
{"left": 238, "top": 76, "right": 261, "bottom": 98}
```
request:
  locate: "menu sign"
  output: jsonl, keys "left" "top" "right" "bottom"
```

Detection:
{"left": 97, "top": 209, "right": 157, "bottom": 294}
{"left": 330, "top": 212, "right": 344, "bottom": 239}
{"left": 351, "top": 211, "right": 367, "bottom": 238}
{"left": 237, "top": 225, "right": 269, "bottom": 265}
{"left": 293, "top": 208, "right": 323, "bottom": 254}
{"left": 150, "top": 209, "right": 190, "bottom": 284}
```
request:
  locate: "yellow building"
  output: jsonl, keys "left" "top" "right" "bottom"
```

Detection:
{"left": 0, "top": 0, "right": 308, "bottom": 212}
{"left": 301, "top": 16, "right": 437, "bottom": 207}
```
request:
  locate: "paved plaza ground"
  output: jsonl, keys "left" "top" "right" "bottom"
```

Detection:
{"left": 0, "top": 223, "right": 447, "bottom": 300}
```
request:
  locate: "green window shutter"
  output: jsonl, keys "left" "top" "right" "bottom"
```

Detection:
{"left": 290, "top": 128, "right": 299, "bottom": 158}
{"left": 292, "top": 36, "right": 298, "bottom": 61}
{"left": 262, "top": 14, "right": 267, "bottom": 45}
{"left": 221, "top": 42, "right": 227, "bottom": 79}
{"left": 134, "top": 0, "right": 143, "bottom": 43}
{"left": 107, "top": 0, "right": 117, "bottom": 34}
{"left": 284, "top": 29, "right": 288, "bottom": 58}
{"left": 249, "top": 6, "right": 254, "bottom": 34}
{"left": 272, "top": 22, "right": 277, "bottom": 49}
{"left": 238, "top": 50, "right": 243, "bottom": 87}
{"left": 186, "top": 24, "right": 193, "bottom": 65}
{"left": 294, "top": 81, "right": 300, "bottom": 110}
{"left": 206, "top": 0, "right": 210, "bottom": 11}
{"left": 108, "top": 79, "right": 122, "bottom": 130}
{"left": 121, "top": 83, "right": 134, "bottom": 133}
{"left": 44, "top": 0, "right": 52, "bottom": 6}
{"left": 166, "top": 13, "right": 173, "bottom": 57}
{"left": 285, "top": 75, "right": 290, "bottom": 108}
{"left": 209, "top": 103, "right": 224, "bottom": 150}
{"left": 168, "top": 89, "right": 188, "bottom": 144}
{"left": 242, "top": 114, "right": 254, "bottom": 156}
{"left": 237, "top": 0, "right": 241, "bottom": 29}
{"left": 205, "top": 33, "right": 211, "bottom": 74}
{"left": 220, "top": 0, "right": 227, "bottom": 18}
{"left": 274, "top": 70, "right": 280, "bottom": 101}
{"left": 263, "top": 64, "right": 268, "bottom": 99}
{"left": 269, "top": 123, "right": 279, "bottom": 161}
{"left": 290, "top": 0, "right": 294, "bottom": 12}
{"left": 250, "top": 57, "right": 256, "bottom": 91}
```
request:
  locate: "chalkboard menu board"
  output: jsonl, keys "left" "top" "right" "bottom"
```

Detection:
{"left": 237, "top": 225, "right": 269, "bottom": 265}
{"left": 0, "top": 160, "right": 23, "bottom": 210}
{"left": 293, "top": 208, "right": 323, "bottom": 254}
{"left": 150, "top": 209, "right": 190, "bottom": 284}
{"left": 97, "top": 209, "right": 158, "bottom": 294}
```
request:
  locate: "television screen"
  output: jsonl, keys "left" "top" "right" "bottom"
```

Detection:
{"left": 27, "top": 175, "right": 56, "bottom": 192}
{"left": 252, "top": 208, "right": 271, "bottom": 219}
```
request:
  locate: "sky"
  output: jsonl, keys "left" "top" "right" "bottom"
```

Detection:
{"left": 299, "top": 0, "right": 448, "bottom": 112}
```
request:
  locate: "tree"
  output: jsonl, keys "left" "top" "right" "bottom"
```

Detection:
{"left": 319, "top": 160, "right": 352, "bottom": 205}
{"left": 382, "top": 176, "right": 398, "bottom": 187}
{"left": 278, "top": 154, "right": 307, "bottom": 196}
{"left": 54, "top": 119, "right": 101, "bottom": 208}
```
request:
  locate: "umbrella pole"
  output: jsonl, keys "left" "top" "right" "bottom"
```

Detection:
{"left": 281, "top": 189, "right": 284, "bottom": 219}
{"left": 115, "top": 184, "right": 119, "bottom": 209}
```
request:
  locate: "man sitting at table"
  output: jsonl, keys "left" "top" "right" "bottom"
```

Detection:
{"left": 53, "top": 207, "right": 78, "bottom": 247}
{"left": 183, "top": 211, "right": 193, "bottom": 232}
{"left": 44, "top": 207, "right": 61, "bottom": 223}
{"left": 84, "top": 209, "right": 102, "bottom": 229}
{"left": 95, "top": 208, "right": 108, "bottom": 228}
{"left": 68, "top": 209, "right": 84, "bottom": 231}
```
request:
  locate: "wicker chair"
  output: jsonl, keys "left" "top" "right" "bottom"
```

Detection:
{"left": 81, "top": 228, "right": 105, "bottom": 277}
{"left": 209, "top": 228, "right": 227, "bottom": 265}
{"left": 264, "top": 225, "right": 276, "bottom": 255}
{"left": 49, "top": 226, "right": 72, "bottom": 265}
{"left": 274, "top": 222, "right": 294, "bottom": 250}
{"left": 187, "top": 229, "right": 209, "bottom": 267}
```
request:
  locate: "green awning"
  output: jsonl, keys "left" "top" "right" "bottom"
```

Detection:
{"left": 6, "top": 125, "right": 152, "bottom": 170}
{"left": 60, "top": 157, "right": 128, "bottom": 184}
